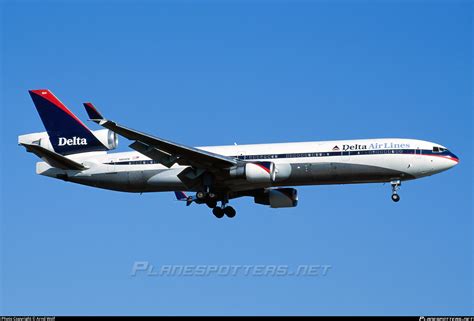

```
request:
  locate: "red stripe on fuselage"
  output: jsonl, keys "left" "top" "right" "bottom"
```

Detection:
{"left": 420, "top": 154, "right": 459, "bottom": 163}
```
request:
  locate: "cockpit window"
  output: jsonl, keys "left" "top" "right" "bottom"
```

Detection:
{"left": 433, "top": 146, "right": 447, "bottom": 153}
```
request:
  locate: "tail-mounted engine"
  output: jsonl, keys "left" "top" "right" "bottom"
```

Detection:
{"left": 254, "top": 188, "right": 298, "bottom": 208}
{"left": 92, "top": 129, "right": 119, "bottom": 150}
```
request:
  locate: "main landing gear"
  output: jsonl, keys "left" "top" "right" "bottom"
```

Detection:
{"left": 195, "top": 190, "right": 237, "bottom": 219}
{"left": 196, "top": 190, "right": 218, "bottom": 209}
{"left": 212, "top": 205, "right": 236, "bottom": 219}
{"left": 211, "top": 196, "right": 236, "bottom": 219}
{"left": 390, "top": 180, "right": 401, "bottom": 202}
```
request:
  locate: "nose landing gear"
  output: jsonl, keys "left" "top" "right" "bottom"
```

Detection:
{"left": 391, "top": 193, "right": 400, "bottom": 202}
{"left": 390, "top": 180, "right": 401, "bottom": 202}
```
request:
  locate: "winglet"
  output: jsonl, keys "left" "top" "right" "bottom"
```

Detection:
{"left": 174, "top": 191, "right": 193, "bottom": 206}
{"left": 83, "top": 102, "right": 104, "bottom": 123}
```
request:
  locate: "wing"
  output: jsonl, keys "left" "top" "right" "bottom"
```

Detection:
{"left": 83, "top": 103, "right": 238, "bottom": 170}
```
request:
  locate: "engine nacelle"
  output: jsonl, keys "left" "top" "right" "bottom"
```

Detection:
{"left": 254, "top": 188, "right": 298, "bottom": 208}
{"left": 229, "top": 161, "right": 275, "bottom": 183}
{"left": 229, "top": 161, "right": 292, "bottom": 183}
{"left": 92, "top": 129, "right": 118, "bottom": 150}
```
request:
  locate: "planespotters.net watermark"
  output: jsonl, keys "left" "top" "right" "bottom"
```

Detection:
{"left": 130, "top": 261, "right": 332, "bottom": 277}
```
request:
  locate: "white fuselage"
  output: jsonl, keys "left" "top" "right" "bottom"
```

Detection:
{"left": 36, "top": 138, "right": 459, "bottom": 193}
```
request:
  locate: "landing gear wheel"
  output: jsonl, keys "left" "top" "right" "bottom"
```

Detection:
{"left": 223, "top": 206, "right": 236, "bottom": 218}
{"left": 208, "top": 192, "right": 217, "bottom": 200}
{"left": 212, "top": 207, "right": 224, "bottom": 218}
{"left": 196, "top": 191, "right": 206, "bottom": 200}
{"left": 390, "top": 180, "right": 401, "bottom": 203}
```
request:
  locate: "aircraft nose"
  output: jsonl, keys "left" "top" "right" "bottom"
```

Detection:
{"left": 430, "top": 149, "right": 459, "bottom": 174}
{"left": 439, "top": 150, "right": 459, "bottom": 171}
{"left": 447, "top": 151, "right": 459, "bottom": 167}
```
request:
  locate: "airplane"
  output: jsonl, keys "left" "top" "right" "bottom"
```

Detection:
{"left": 19, "top": 89, "right": 459, "bottom": 218}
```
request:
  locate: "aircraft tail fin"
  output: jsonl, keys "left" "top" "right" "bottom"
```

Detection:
{"left": 28, "top": 89, "right": 108, "bottom": 155}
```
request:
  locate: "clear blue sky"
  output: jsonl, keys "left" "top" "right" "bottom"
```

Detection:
{"left": 1, "top": 0, "right": 472, "bottom": 316}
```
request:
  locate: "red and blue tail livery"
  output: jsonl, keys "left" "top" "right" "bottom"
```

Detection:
{"left": 29, "top": 90, "right": 108, "bottom": 155}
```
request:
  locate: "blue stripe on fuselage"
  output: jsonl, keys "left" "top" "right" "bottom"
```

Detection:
{"left": 106, "top": 149, "right": 458, "bottom": 165}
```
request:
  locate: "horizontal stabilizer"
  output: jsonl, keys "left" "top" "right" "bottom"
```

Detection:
{"left": 20, "top": 143, "right": 86, "bottom": 170}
